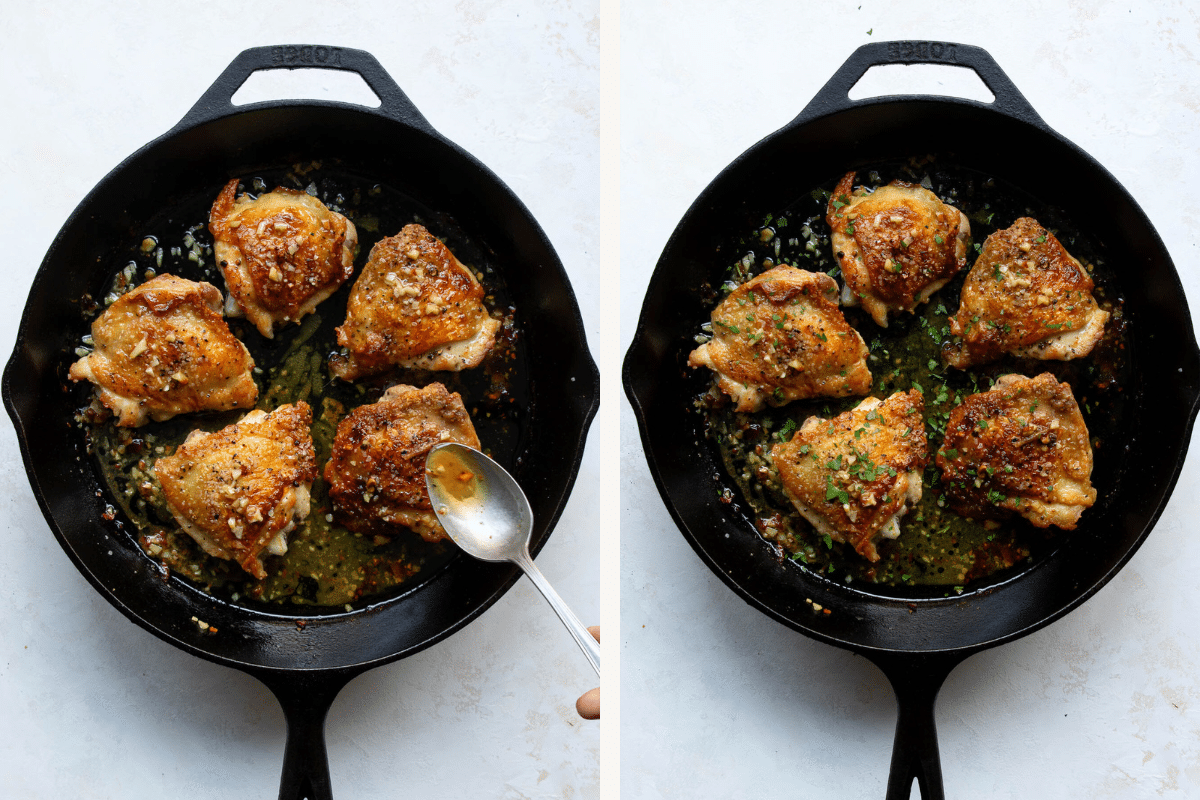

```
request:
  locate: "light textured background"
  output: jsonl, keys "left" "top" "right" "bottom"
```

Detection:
{"left": 621, "top": 2, "right": 1200, "bottom": 798}
{"left": 0, "top": 2, "right": 602, "bottom": 799}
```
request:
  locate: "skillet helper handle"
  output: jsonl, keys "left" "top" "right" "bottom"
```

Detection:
{"left": 513, "top": 549, "right": 601, "bottom": 677}
{"left": 256, "top": 670, "right": 355, "bottom": 800}
{"left": 175, "top": 44, "right": 435, "bottom": 133}
{"left": 869, "top": 651, "right": 967, "bottom": 800}
{"left": 797, "top": 40, "right": 1045, "bottom": 127}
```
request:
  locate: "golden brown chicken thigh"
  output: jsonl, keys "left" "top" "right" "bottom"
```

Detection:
{"left": 324, "top": 383, "right": 480, "bottom": 541}
{"left": 154, "top": 402, "right": 317, "bottom": 579}
{"left": 330, "top": 224, "right": 500, "bottom": 381}
{"left": 769, "top": 390, "right": 927, "bottom": 562}
{"left": 827, "top": 172, "right": 970, "bottom": 327}
{"left": 67, "top": 274, "right": 258, "bottom": 427}
{"left": 936, "top": 373, "right": 1096, "bottom": 529}
{"left": 687, "top": 267, "right": 872, "bottom": 412}
{"left": 944, "top": 218, "right": 1109, "bottom": 369}
{"left": 209, "top": 179, "right": 357, "bottom": 338}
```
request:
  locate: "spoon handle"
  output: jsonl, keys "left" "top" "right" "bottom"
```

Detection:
{"left": 513, "top": 549, "right": 601, "bottom": 677}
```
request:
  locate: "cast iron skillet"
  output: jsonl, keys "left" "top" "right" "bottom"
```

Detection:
{"left": 4, "top": 45, "right": 598, "bottom": 800}
{"left": 624, "top": 41, "right": 1200, "bottom": 799}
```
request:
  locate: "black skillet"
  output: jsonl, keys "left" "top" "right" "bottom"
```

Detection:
{"left": 4, "top": 45, "right": 598, "bottom": 800}
{"left": 623, "top": 41, "right": 1200, "bottom": 798}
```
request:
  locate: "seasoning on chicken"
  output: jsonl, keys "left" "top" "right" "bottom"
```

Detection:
{"left": 208, "top": 178, "right": 357, "bottom": 338}
{"left": 769, "top": 390, "right": 927, "bottom": 561}
{"left": 827, "top": 172, "right": 970, "bottom": 327}
{"left": 687, "top": 267, "right": 872, "bottom": 413}
{"left": 937, "top": 373, "right": 1096, "bottom": 529}
{"left": 944, "top": 218, "right": 1109, "bottom": 369}
{"left": 67, "top": 274, "right": 258, "bottom": 427}
{"left": 154, "top": 402, "right": 317, "bottom": 580}
{"left": 324, "top": 383, "right": 480, "bottom": 541}
{"left": 329, "top": 224, "right": 500, "bottom": 381}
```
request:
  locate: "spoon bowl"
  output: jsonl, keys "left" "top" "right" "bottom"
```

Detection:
{"left": 425, "top": 443, "right": 600, "bottom": 677}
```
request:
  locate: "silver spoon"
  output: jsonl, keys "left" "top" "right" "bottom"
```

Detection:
{"left": 424, "top": 442, "right": 600, "bottom": 677}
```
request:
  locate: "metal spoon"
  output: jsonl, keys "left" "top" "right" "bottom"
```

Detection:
{"left": 424, "top": 442, "right": 600, "bottom": 677}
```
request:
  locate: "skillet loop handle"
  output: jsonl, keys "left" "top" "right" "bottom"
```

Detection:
{"left": 176, "top": 44, "right": 435, "bottom": 134}
{"left": 867, "top": 651, "right": 969, "bottom": 800}
{"left": 797, "top": 41, "right": 1046, "bottom": 127}
{"left": 256, "top": 670, "right": 355, "bottom": 800}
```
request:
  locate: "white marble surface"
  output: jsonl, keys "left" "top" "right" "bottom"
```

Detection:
{"left": 621, "top": 2, "right": 1200, "bottom": 799}
{"left": 0, "top": 2, "right": 602, "bottom": 798}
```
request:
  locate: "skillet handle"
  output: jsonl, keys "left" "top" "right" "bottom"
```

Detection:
{"left": 255, "top": 669, "right": 356, "bottom": 800}
{"left": 866, "top": 651, "right": 968, "bottom": 800}
{"left": 796, "top": 41, "right": 1046, "bottom": 127}
{"left": 174, "top": 44, "right": 436, "bottom": 134}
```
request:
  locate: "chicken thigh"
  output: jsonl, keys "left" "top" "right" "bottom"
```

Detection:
{"left": 936, "top": 373, "right": 1096, "bottom": 529}
{"left": 68, "top": 274, "right": 258, "bottom": 427}
{"left": 827, "top": 172, "right": 970, "bottom": 327}
{"left": 324, "top": 382, "right": 480, "bottom": 541}
{"left": 154, "top": 402, "right": 317, "bottom": 579}
{"left": 687, "top": 267, "right": 872, "bottom": 412}
{"left": 769, "top": 390, "right": 927, "bottom": 562}
{"left": 944, "top": 218, "right": 1109, "bottom": 369}
{"left": 209, "top": 178, "right": 357, "bottom": 338}
{"left": 330, "top": 224, "right": 500, "bottom": 381}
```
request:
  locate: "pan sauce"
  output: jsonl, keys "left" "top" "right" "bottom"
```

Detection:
{"left": 696, "top": 158, "right": 1130, "bottom": 591}
{"left": 77, "top": 166, "right": 527, "bottom": 608}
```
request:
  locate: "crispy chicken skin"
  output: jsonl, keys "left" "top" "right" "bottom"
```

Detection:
{"left": 827, "top": 172, "right": 970, "bottom": 327}
{"left": 154, "top": 402, "right": 317, "bottom": 579}
{"left": 769, "top": 390, "right": 927, "bottom": 562}
{"left": 936, "top": 373, "right": 1096, "bottom": 529}
{"left": 324, "top": 383, "right": 480, "bottom": 541}
{"left": 330, "top": 224, "right": 500, "bottom": 381}
{"left": 687, "top": 267, "right": 872, "bottom": 412}
{"left": 209, "top": 178, "right": 357, "bottom": 338}
{"left": 944, "top": 218, "right": 1109, "bottom": 369}
{"left": 67, "top": 274, "right": 258, "bottom": 427}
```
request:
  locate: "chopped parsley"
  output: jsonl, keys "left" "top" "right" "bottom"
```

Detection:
{"left": 825, "top": 476, "right": 849, "bottom": 505}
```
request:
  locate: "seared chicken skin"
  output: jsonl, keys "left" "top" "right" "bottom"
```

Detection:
{"left": 209, "top": 179, "right": 357, "bottom": 338}
{"left": 827, "top": 172, "right": 970, "bottom": 327}
{"left": 944, "top": 218, "right": 1109, "bottom": 369}
{"left": 330, "top": 224, "right": 500, "bottom": 381}
{"left": 769, "top": 390, "right": 927, "bottom": 562}
{"left": 67, "top": 274, "right": 258, "bottom": 427}
{"left": 324, "top": 383, "right": 480, "bottom": 541}
{"left": 688, "top": 267, "right": 872, "bottom": 412}
{"left": 936, "top": 373, "right": 1096, "bottom": 529}
{"left": 154, "top": 402, "right": 317, "bottom": 579}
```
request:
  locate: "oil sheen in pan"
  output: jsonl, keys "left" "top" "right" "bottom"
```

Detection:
{"left": 75, "top": 162, "right": 531, "bottom": 611}
{"left": 692, "top": 156, "right": 1131, "bottom": 595}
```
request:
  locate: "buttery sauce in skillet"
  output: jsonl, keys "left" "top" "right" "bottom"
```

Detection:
{"left": 694, "top": 157, "right": 1130, "bottom": 592}
{"left": 74, "top": 164, "right": 528, "bottom": 609}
